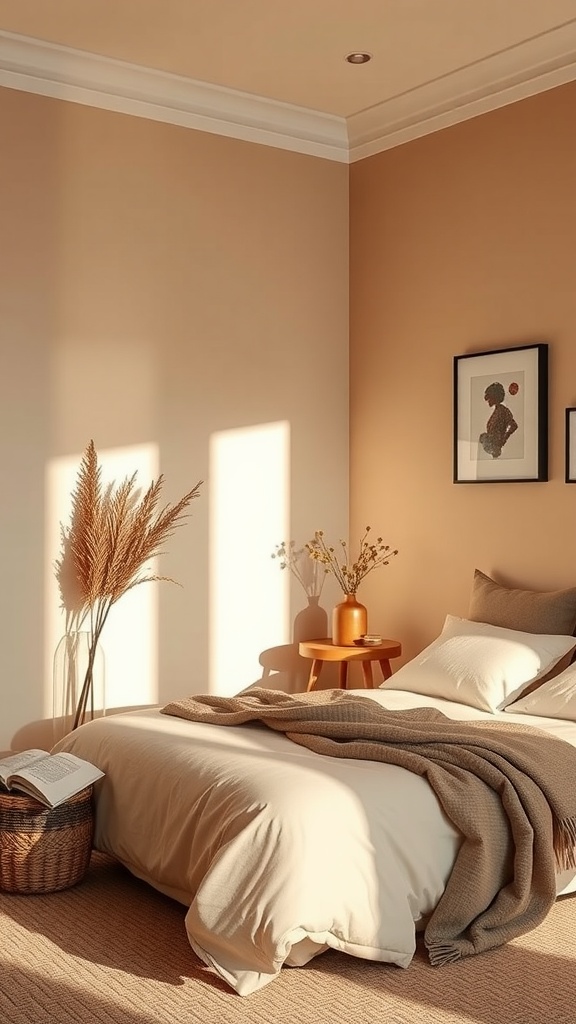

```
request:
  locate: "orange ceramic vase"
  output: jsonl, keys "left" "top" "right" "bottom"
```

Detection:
{"left": 332, "top": 594, "right": 367, "bottom": 646}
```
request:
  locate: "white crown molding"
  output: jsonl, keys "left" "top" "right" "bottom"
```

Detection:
{"left": 1, "top": 24, "right": 576, "bottom": 165}
{"left": 0, "top": 30, "right": 349, "bottom": 163}
{"left": 347, "top": 19, "right": 576, "bottom": 162}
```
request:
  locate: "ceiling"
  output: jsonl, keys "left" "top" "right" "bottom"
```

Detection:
{"left": 1, "top": 0, "right": 576, "bottom": 161}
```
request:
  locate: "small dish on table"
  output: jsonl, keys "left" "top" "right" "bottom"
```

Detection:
{"left": 354, "top": 635, "right": 383, "bottom": 647}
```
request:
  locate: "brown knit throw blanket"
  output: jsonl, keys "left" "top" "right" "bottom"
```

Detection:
{"left": 161, "top": 687, "right": 576, "bottom": 966}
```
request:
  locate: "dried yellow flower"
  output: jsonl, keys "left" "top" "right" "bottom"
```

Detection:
{"left": 305, "top": 527, "right": 398, "bottom": 595}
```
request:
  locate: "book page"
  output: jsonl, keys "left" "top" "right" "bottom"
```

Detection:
{"left": 10, "top": 753, "right": 104, "bottom": 807}
{"left": 0, "top": 749, "right": 48, "bottom": 787}
{"left": 20, "top": 755, "right": 85, "bottom": 784}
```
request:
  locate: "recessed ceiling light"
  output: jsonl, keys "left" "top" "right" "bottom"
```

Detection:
{"left": 345, "top": 52, "right": 372, "bottom": 65}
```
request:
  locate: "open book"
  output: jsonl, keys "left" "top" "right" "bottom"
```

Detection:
{"left": 0, "top": 749, "right": 104, "bottom": 809}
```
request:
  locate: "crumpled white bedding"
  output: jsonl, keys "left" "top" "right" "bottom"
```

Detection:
{"left": 53, "top": 689, "right": 576, "bottom": 995}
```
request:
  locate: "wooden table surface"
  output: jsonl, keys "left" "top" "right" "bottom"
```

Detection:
{"left": 298, "top": 637, "right": 402, "bottom": 691}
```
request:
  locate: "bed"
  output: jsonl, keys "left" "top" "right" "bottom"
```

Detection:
{"left": 52, "top": 595, "right": 576, "bottom": 996}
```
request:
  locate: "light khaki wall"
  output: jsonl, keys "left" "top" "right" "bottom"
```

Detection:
{"left": 350, "top": 81, "right": 576, "bottom": 665}
{"left": 0, "top": 87, "right": 349, "bottom": 750}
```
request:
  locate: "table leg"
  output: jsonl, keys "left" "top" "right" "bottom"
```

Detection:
{"left": 307, "top": 659, "right": 324, "bottom": 692}
{"left": 361, "top": 662, "right": 374, "bottom": 688}
{"left": 338, "top": 662, "right": 348, "bottom": 689}
{"left": 379, "top": 659, "right": 392, "bottom": 682}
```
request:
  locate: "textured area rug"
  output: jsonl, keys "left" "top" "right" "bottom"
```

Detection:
{"left": 1, "top": 852, "right": 575, "bottom": 1024}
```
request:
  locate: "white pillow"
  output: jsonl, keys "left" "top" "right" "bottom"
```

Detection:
{"left": 504, "top": 661, "right": 576, "bottom": 720}
{"left": 381, "top": 614, "right": 576, "bottom": 713}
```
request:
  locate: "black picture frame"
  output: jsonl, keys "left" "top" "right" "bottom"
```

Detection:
{"left": 565, "top": 408, "right": 576, "bottom": 483}
{"left": 453, "top": 343, "right": 548, "bottom": 483}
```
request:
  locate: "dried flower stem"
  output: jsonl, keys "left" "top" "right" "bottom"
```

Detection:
{"left": 55, "top": 441, "right": 202, "bottom": 731}
{"left": 271, "top": 540, "right": 325, "bottom": 598}
{"left": 306, "top": 527, "right": 398, "bottom": 595}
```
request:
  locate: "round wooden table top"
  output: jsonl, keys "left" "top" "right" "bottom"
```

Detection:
{"left": 298, "top": 638, "right": 402, "bottom": 662}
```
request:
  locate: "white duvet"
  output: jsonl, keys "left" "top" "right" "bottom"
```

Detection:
{"left": 54, "top": 689, "right": 576, "bottom": 995}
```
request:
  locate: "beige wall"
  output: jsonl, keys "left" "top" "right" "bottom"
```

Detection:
{"left": 350, "top": 81, "right": 576, "bottom": 666}
{"left": 4, "top": 77, "right": 575, "bottom": 750}
{"left": 0, "top": 86, "right": 349, "bottom": 750}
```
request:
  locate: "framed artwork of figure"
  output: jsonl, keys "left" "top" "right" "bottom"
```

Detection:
{"left": 453, "top": 343, "right": 548, "bottom": 483}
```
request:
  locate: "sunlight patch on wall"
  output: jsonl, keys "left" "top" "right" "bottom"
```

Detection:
{"left": 210, "top": 422, "right": 289, "bottom": 695}
{"left": 45, "top": 443, "right": 159, "bottom": 716}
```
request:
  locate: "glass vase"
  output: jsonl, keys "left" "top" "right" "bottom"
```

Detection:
{"left": 52, "top": 631, "right": 105, "bottom": 745}
{"left": 332, "top": 594, "right": 368, "bottom": 646}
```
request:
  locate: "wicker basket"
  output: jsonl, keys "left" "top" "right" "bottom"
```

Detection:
{"left": 0, "top": 785, "right": 94, "bottom": 894}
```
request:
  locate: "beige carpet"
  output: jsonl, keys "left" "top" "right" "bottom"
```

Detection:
{"left": 1, "top": 853, "right": 576, "bottom": 1024}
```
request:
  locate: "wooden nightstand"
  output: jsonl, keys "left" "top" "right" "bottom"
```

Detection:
{"left": 298, "top": 638, "right": 402, "bottom": 691}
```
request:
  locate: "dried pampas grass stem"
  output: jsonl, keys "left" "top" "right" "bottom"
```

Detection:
{"left": 55, "top": 440, "right": 202, "bottom": 730}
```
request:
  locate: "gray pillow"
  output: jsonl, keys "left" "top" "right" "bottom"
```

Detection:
{"left": 468, "top": 569, "right": 576, "bottom": 636}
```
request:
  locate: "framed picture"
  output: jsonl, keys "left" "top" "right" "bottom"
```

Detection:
{"left": 453, "top": 343, "right": 548, "bottom": 483}
{"left": 565, "top": 409, "right": 576, "bottom": 483}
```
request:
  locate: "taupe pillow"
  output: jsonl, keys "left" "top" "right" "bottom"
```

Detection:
{"left": 469, "top": 569, "right": 576, "bottom": 636}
